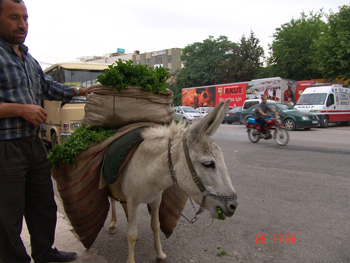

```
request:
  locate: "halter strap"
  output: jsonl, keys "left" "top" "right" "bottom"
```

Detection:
{"left": 182, "top": 137, "right": 206, "bottom": 192}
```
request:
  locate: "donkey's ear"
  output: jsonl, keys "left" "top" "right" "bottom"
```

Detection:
{"left": 187, "top": 100, "right": 230, "bottom": 140}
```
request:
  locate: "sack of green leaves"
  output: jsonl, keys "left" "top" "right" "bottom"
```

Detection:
{"left": 84, "top": 59, "right": 175, "bottom": 129}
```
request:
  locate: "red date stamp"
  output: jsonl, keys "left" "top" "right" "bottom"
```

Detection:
{"left": 256, "top": 235, "right": 296, "bottom": 244}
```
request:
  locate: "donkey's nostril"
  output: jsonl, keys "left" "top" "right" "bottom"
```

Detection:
{"left": 228, "top": 202, "right": 238, "bottom": 211}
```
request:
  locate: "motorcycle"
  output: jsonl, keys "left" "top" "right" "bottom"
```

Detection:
{"left": 246, "top": 115, "right": 289, "bottom": 146}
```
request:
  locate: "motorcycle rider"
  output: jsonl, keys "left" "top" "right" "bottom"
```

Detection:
{"left": 254, "top": 96, "right": 280, "bottom": 138}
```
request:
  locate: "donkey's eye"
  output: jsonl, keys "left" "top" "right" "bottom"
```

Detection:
{"left": 202, "top": 161, "right": 215, "bottom": 169}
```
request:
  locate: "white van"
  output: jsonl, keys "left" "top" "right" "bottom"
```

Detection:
{"left": 294, "top": 85, "right": 350, "bottom": 128}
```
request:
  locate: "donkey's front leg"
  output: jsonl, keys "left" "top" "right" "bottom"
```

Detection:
{"left": 126, "top": 199, "right": 139, "bottom": 263}
{"left": 149, "top": 195, "right": 167, "bottom": 262}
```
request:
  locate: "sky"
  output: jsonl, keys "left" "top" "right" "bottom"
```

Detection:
{"left": 23, "top": 0, "right": 348, "bottom": 69}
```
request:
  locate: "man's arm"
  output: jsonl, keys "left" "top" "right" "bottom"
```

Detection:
{"left": 0, "top": 103, "right": 47, "bottom": 127}
{"left": 269, "top": 108, "right": 280, "bottom": 115}
{"left": 258, "top": 109, "right": 268, "bottom": 116}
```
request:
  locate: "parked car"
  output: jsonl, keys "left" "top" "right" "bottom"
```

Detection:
{"left": 174, "top": 106, "right": 202, "bottom": 124}
{"left": 196, "top": 107, "right": 214, "bottom": 116}
{"left": 240, "top": 103, "right": 319, "bottom": 131}
{"left": 222, "top": 106, "right": 242, "bottom": 124}
{"left": 242, "top": 98, "right": 276, "bottom": 110}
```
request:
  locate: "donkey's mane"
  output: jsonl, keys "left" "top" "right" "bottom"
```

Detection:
{"left": 142, "top": 121, "right": 189, "bottom": 142}
{"left": 139, "top": 121, "right": 189, "bottom": 154}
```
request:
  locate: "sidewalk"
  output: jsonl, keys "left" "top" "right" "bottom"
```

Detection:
{"left": 21, "top": 197, "right": 109, "bottom": 263}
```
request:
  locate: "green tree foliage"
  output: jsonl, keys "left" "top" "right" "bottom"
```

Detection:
{"left": 175, "top": 33, "right": 265, "bottom": 93}
{"left": 217, "top": 31, "right": 264, "bottom": 83}
{"left": 175, "top": 36, "right": 238, "bottom": 89}
{"left": 166, "top": 74, "right": 181, "bottom": 106}
{"left": 269, "top": 11, "right": 326, "bottom": 80}
{"left": 311, "top": 5, "right": 350, "bottom": 81}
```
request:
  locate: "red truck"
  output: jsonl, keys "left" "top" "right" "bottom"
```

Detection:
{"left": 181, "top": 82, "right": 247, "bottom": 109}
{"left": 295, "top": 80, "right": 319, "bottom": 102}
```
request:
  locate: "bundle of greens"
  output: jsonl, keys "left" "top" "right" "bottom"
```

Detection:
{"left": 96, "top": 59, "right": 171, "bottom": 94}
{"left": 48, "top": 125, "right": 115, "bottom": 170}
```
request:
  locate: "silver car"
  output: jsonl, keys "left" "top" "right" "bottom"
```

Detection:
{"left": 174, "top": 106, "right": 202, "bottom": 124}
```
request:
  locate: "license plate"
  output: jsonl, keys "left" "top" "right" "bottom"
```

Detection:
{"left": 312, "top": 121, "right": 318, "bottom": 124}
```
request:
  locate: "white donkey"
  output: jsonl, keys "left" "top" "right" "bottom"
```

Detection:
{"left": 107, "top": 100, "right": 238, "bottom": 263}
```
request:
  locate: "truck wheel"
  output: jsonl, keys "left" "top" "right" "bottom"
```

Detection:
{"left": 321, "top": 116, "right": 329, "bottom": 128}
{"left": 51, "top": 132, "right": 58, "bottom": 148}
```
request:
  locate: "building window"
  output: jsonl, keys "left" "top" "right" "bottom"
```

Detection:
{"left": 145, "top": 59, "right": 151, "bottom": 65}
{"left": 168, "top": 55, "right": 172, "bottom": 63}
{"left": 155, "top": 56, "right": 162, "bottom": 64}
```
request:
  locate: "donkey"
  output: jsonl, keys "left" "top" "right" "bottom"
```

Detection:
{"left": 107, "top": 100, "right": 238, "bottom": 263}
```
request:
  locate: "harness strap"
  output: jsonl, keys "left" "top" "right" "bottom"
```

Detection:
{"left": 167, "top": 139, "right": 177, "bottom": 183}
{"left": 182, "top": 138, "right": 206, "bottom": 192}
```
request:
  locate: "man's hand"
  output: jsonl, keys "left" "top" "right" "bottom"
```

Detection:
{"left": 0, "top": 103, "right": 47, "bottom": 127}
{"left": 21, "top": 105, "right": 48, "bottom": 127}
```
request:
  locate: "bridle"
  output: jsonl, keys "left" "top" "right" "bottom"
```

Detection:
{"left": 167, "top": 137, "right": 237, "bottom": 223}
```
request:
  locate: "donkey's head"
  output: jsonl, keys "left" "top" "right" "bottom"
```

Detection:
{"left": 178, "top": 101, "right": 238, "bottom": 220}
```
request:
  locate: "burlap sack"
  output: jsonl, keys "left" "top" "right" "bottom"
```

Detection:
{"left": 84, "top": 84, "right": 175, "bottom": 128}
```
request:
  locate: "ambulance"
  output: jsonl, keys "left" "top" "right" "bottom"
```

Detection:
{"left": 294, "top": 84, "right": 350, "bottom": 128}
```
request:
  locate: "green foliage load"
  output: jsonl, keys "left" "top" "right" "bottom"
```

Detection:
{"left": 48, "top": 125, "right": 115, "bottom": 170}
{"left": 49, "top": 60, "right": 172, "bottom": 170}
{"left": 96, "top": 59, "right": 171, "bottom": 94}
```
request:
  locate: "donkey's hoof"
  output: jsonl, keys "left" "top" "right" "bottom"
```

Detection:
{"left": 108, "top": 226, "right": 117, "bottom": 235}
{"left": 156, "top": 257, "right": 167, "bottom": 263}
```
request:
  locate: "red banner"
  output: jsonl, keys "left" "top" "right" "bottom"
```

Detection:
{"left": 181, "top": 83, "right": 246, "bottom": 108}
{"left": 216, "top": 83, "right": 246, "bottom": 107}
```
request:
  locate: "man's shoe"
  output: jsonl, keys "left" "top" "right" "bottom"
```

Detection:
{"left": 44, "top": 248, "right": 78, "bottom": 262}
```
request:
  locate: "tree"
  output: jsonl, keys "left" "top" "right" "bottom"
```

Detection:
{"left": 269, "top": 11, "right": 326, "bottom": 80}
{"left": 166, "top": 75, "right": 181, "bottom": 106}
{"left": 175, "top": 36, "right": 237, "bottom": 89}
{"left": 217, "top": 31, "right": 264, "bottom": 83}
{"left": 311, "top": 5, "right": 350, "bottom": 81}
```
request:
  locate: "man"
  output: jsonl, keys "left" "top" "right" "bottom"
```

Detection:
{"left": 254, "top": 96, "right": 279, "bottom": 137}
{"left": 0, "top": 0, "right": 90, "bottom": 262}
{"left": 284, "top": 82, "right": 294, "bottom": 103}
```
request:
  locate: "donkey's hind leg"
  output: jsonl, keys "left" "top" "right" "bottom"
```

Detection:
{"left": 126, "top": 198, "right": 141, "bottom": 263}
{"left": 149, "top": 195, "right": 167, "bottom": 262}
{"left": 108, "top": 197, "right": 118, "bottom": 235}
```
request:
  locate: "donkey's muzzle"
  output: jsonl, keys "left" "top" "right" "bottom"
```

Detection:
{"left": 227, "top": 200, "right": 238, "bottom": 216}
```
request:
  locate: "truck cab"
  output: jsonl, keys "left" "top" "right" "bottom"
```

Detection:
{"left": 41, "top": 62, "right": 109, "bottom": 147}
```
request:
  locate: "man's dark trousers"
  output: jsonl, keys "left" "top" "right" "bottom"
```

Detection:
{"left": 0, "top": 137, "right": 57, "bottom": 263}
{"left": 255, "top": 117, "right": 267, "bottom": 134}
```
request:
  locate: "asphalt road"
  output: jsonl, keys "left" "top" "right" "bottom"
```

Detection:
{"left": 56, "top": 123, "right": 350, "bottom": 263}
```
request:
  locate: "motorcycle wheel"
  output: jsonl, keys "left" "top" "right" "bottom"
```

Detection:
{"left": 275, "top": 127, "right": 289, "bottom": 146}
{"left": 248, "top": 128, "right": 260, "bottom": 143}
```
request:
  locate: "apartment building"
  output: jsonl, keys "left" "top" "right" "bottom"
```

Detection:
{"left": 133, "top": 48, "right": 182, "bottom": 75}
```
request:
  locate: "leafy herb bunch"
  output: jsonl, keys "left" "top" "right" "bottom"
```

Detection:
{"left": 48, "top": 125, "right": 115, "bottom": 170}
{"left": 96, "top": 59, "right": 171, "bottom": 94}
